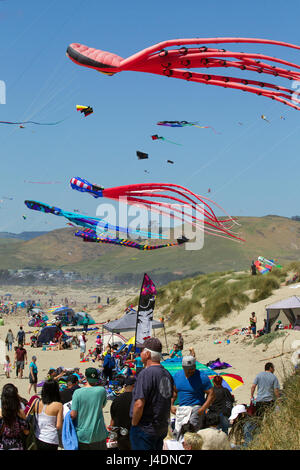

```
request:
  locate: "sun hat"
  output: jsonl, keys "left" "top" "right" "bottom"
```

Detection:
{"left": 182, "top": 356, "right": 196, "bottom": 368}
{"left": 229, "top": 404, "right": 247, "bottom": 421}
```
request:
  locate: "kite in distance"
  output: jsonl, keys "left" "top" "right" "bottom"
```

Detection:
{"left": 0, "top": 119, "right": 65, "bottom": 126}
{"left": 67, "top": 37, "right": 300, "bottom": 109}
{"left": 76, "top": 105, "right": 94, "bottom": 117}
{"left": 151, "top": 134, "right": 182, "bottom": 145}
{"left": 24, "top": 180, "right": 62, "bottom": 185}
{"left": 167, "top": 160, "right": 174, "bottom": 164}
{"left": 261, "top": 114, "right": 270, "bottom": 123}
{"left": 75, "top": 228, "right": 189, "bottom": 251}
{"left": 137, "top": 151, "right": 149, "bottom": 160}
{"left": 70, "top": 177, "right": 244, "bottom": 242}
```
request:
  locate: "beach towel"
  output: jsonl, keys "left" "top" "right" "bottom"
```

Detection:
{"left": 206, "top": 359, "right": 232, "bottom": 370}
{"left": 62, "top": 411, "right": 78, "bottom": 450}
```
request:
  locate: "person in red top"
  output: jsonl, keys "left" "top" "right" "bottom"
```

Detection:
{"left": 14, "top": 344, "right": 27, "bottom": 379}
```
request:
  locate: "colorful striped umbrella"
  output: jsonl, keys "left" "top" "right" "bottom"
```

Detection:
{"left": 161, "top": 359, "right": 243, "bottom": 392}
{"left": 161, "top": 358, "right": 214, "bottom": 378}
{"left": 208, "top": 373, "right": 244, "bottom": 392}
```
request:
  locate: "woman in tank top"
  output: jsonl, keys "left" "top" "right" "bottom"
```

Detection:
{"left": 34, "top": 380, "right": 63, "bottom": 450}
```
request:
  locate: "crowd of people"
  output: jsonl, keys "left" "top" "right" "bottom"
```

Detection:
{"left": 0, "top": 330, "right": 284, "bottom": 451}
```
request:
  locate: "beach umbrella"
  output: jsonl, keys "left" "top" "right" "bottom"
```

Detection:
{"left": 48, "top": 305, "right": 64, "bottom": 313}
{"left": 208, "top": 373, "right": 244, "bottom": 392}
{"left": 161, "top": 358, "right": 214, "bottom": 378}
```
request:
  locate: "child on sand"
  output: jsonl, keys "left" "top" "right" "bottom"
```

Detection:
{"left": 4, "top": 355, "right": 11, "bottom": 378}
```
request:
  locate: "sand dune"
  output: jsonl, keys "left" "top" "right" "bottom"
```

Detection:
{"left": 0, "top": 280, "right": 299, "bottom": 425}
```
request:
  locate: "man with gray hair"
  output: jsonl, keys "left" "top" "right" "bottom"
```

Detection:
{"left": 171, "top": 355, "right": 215, "bottom": 439}
{"left": 130, "top": 337, "right": 174, "bottom": 450}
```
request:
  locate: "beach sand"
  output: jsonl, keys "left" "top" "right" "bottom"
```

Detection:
{"left": 0, "top": 280, "right": 299, "bottom": 426}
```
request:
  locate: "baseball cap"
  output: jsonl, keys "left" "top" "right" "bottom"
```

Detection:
{"left": 85, "top": 367, "right": 99, "bottom": 384}
{"left": 124, "top": 376, "right": 136, "bottom": 386}
{"left": 229, "top": 404, "right": 247, "bottom": 421}
{"left": 182, "top": 356, "right": 196, "bottom": 368}
{"left": 137, "top": 337, "right": 162, "bottom": 353}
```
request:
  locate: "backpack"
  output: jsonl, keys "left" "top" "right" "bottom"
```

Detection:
{"left": 221, "top": 389, "right": 234, "bottom": 417}
{"left": 25, "top": 397, "right": 40, "bottom": 450}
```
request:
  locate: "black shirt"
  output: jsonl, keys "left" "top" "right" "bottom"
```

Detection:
{"left": 110, "top": 392, "right": 133, "bottom": 429}
{"left": 59, "top": 385, "right": 80, "bottom": 404}
{"left": 209, "top": 386, "right": 234, "bottom": 417}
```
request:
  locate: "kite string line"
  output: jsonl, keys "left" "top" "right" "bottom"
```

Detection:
{"left": 213, "top": 119, "right": 300, "bottom": 197}
{"left": 182, "top": 90, "right": 280, "bottom": 189}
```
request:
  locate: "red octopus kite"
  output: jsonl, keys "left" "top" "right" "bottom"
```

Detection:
{"left": 67, "top": 37, "right": 300, "bottom": 109}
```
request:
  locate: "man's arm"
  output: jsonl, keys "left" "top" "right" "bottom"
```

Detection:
{"left": 171, "top": 386, "right": 178, "bottom": 415}
{"left": 70, "top": 410, "right": 77, "bottom": 420}
{"left": 250, "top": 384, "right": 256, "bottom": 400}
{"left": 131, "top": 398, "right": 145, "bottom": 426}
{"left": 198, "top": 388, "right": 215, "bottom": 415}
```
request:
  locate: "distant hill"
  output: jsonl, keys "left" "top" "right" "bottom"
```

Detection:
{"left": 0, "top": 231, "right": 48, "bottom": 241}
{"left": 0, "top": 215, "right": 300, "bottom": 284}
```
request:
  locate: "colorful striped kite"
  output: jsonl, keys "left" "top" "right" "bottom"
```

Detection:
{"left": 70, "top": 177, "right": 244, "bottom": 242}
{"left": 75, "top": 228, "right": 189, "bottom": 250}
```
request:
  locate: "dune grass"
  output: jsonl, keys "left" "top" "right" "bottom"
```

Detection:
{"left": 155, "top": 266, "right": 291, "bottom": 326}
{"left": 248, "top": 370, "right": 300, "bottom": 450}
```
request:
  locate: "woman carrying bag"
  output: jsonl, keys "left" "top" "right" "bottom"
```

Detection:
{"left": 33, "top": 380, "right": 63, "bottom": 450}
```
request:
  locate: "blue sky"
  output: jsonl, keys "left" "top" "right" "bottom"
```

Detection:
{"left": 1, "top": 0, "right": 300, "bottom": 233}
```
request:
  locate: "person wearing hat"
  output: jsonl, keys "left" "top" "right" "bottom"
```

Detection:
{"left": 109, "top": 376, "right": 136, "bottom": 450}
{"left": 70, "top": 367, "right": 108, "bottom": 450}
{"left": 171, "top": 355, "right": 215, "bottom": 438}
{"left": 47, "top": 368, "right": 66, "bottom": 382}
{"left": 129, "top": 337, "right": 174, "bottom": 451}
{"left": 177, "top": 333, "right": 184, "bottom": 351}
{"left": 228, "top": 404, "right": 257, "bottom": 448}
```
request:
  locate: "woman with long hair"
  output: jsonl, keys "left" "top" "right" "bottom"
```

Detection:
{"left": 0, "top": 384, "right": 29, "bottom": 450}
{"left": 33, "top": 380, "right": 63, "bottom": 450}
{"left": 208, "top": 375, "right": 235, "bottom": 434}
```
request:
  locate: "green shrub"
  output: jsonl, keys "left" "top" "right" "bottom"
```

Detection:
{"left": 254, "top": 331, "right": 286, "bottom": 347}
{"left": 248, "top": 371, "right": 300, "bottom": 450}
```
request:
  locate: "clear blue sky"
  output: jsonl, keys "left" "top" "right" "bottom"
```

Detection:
{"left": 1, "top": 0, "right": 300, "bottom": 233}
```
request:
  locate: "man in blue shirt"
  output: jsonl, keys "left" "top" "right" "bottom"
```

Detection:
{"left": 171, "top": 355, "right": 215, "bottom": 436}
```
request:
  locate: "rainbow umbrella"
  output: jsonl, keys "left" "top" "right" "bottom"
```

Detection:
{"left": 208, "top": 373, "right": 244, "bottom": 392}
{"left": 161, "top": 358, "right": 214, "bottom": 378}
